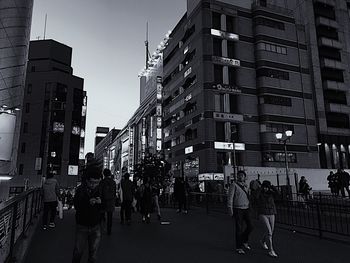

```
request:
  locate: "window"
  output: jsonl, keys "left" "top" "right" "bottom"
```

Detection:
{"left": 23, "top": 122, "right": 28, "bottom": 133}
{"left": 25, "top": 103, "right": 30, "bottom": 113}
{"left": 213, "top": 38, "right": 222, "bottom": 57}
{"left": 262, "top": 95, "right": 292, "bottom": 106}
{"left": 257, "top": 42, "right": 287, "bottom": 55}
{"left": 230, "top": 94, "right": 238, "bottom": 113}
{"left": 324, "top": 89, "right": 347, "bottom": 105}
{"left": 321, "top": 68, "right": 343, "bottom": 82}
{"left": 214, "top": 65, "right": 223, "bottom": 83}
{"left": 326, "top": 112, "right": 349, "bottom": 128}
{"left": 314, "top": 2, "right": 336, "bottom": 20}
{"left": 19, "top": 164, "right": 24, "bottom": 175}
{"left": 21, "top": 142, "right": 26, "bottom": 153}
{"left": 254, "top": 17, "right": 285, "bottom": 30}
{"left": 27, "top": 84, "right": 32, "bottom": 94}
{"left": 228, "top": 67, "right": 236, "bottom": 85}
{"left": 227, "top": 41, "right": 235, "bottom": 59}
{"left": 316, "top": 25, "right": 338, "bottom": 40}
{"left": 212, "top": 12, "right": 221, "bottom": 30}
{"left": 257, "top": 68, "right": 289, "bottom": 80}
{"left": 319, "top": 46, "right": 341, "bottom": 61}
{"left": 216, "top": 122, "right": 225, "bottom": 141}
{"left": 226, "top": 15, "right": 235, "bottom": 33}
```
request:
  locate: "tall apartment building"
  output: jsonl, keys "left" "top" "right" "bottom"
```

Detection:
{"left": 17, "top": 40, "right": 86, "bottom": 188}
{"left": 162, "top": 0, "right": 350, "bottom": 177}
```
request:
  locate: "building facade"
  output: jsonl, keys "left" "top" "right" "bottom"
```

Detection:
{"left": 17, "top": 40, "right": 86, "bottom": 188}
{"left": 94, "top": 127, "right": 120, "bottom": 169}
{"left": 162, "top": 0, "right": 350, "bottom": 177}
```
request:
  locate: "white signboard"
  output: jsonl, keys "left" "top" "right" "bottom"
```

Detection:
{"left": 68, "top": 165, "right": 79, "bottom": 176}
{"left": 213, "top": 173, "right": 224, "bottom": 180}
{"left": 211, "top": 29, "right": 239, "bottom": 41}
{"left": 0, "top": 113, "right": 16, "bottom": 161}
{"left": 234, "top": 143, "right": 246, "bottom": 151}
{"left": 212, "top": 56, "right": 240, "bottom": 67}
{"left": 185, "top": 146, "right": 193, "bottom": 154}
{"left": 198, "top": 173, "right": 213, "bottom": 180}
{"left": 214, "top": 142, "right": 234, "bottom": 150}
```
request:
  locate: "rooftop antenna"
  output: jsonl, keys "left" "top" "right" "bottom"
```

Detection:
{"left": 43, "top": 14, "right": 47, "bottom": 40}
{"left": 145, "top": 22, "right": 151, "bottom": 69}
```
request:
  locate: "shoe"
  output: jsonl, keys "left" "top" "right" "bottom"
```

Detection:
{"left": 260, "top": 240, "right": 268, "bottom": 250}
{"left": 243, "top": 243, "right": 251, "bottom": 250}
{"left": 236, "top": 248, "right": 245, "bottom": 255}
{"left": 48, "top": 223, "right": 55, "bottom": 228}
{"left": 268, "top": 251, "right": 278, "bottom": 258}
{"left": 42, "top": 225, "right": 47, "bottom": 230}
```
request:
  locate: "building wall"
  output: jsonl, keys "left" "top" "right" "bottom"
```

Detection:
{"left": 0, "top": 0, "right": 33, "bottom": 200}
{"left": 17, "top": 40, "right": 85, "bottom": 188}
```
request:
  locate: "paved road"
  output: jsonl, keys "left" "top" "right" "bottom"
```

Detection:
{"left": 25, "top": 208, "right": 349, "bottom": 263}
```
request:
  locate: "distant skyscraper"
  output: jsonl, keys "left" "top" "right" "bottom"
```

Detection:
{"left": 0, "top": 0, "right": 33, "bottom": 199}
{"left": 17, "top": 40, "right": 86, "bottom": 188}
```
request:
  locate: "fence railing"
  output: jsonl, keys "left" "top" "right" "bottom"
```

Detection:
{"left": 159, "top": 192, "right": 350, "bottom": 239}
{"left": 0, "top": 188, "right": 42, "bottom": 263}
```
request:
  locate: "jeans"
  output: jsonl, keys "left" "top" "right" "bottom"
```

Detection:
{"left": 43, "top": 201, "right": 57, "bottom": 226}
{"left": 72, "top": 224, "right": 101, "bottom": 263}
{"left": 259, "top": 214, "right": 275, "bottom": 252}
{"left": 233, "top": 208, "right": 253, "bottom": 249}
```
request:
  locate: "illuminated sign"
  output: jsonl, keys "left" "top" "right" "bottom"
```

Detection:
{"left": 212, "top": 83, "right": 241, "bottom": 93}
{"left": 157, "top": 117, "right": 162, "bottom": 127}
{"left": 184, "top": 46, "right": 189, "bottom": 54}
{"left": 53, "top": 122, "right": 64, "bottom": 133}
{"left": 234, "top": 143, "right": 245, "bottom": 151}
{"left": 184, "top": 67, "right": 192, "bottom": 78}
{"left": 0, "top": 113, "right": 16, "bottom": 161}
{"left": 214, "top": 112, "right": 243, "bottom": 122}
{"left": 212, "top": 56, "right": 240, "bottom": 67}
{"left": 214, "top": 142, "right": 234, "bottom": 150}
{"left": 198, "top": 173, "right": 213, "bottom": 180}
{"left": 156, "top": 105, "right": 162, "bottom": 116}
{"left": 185, "top": 94, "right": 192, "bottom": 102}
{"left": 213, "top": 174, "right": 224, "bottom": 180}
{"left": 157, "top": 140, "right": 162, "bottom": 151}
{"left": 156, "top": 128, "right": 162, "bottom": 139}
{"left": 72, "top": 126, "right": 80, "bottom": 135}
{"left": 185, "top": 146, "right": 193, "bottom": 154}
{"left": 211, "top": 29, "right": 239, "bottom": 41}
{"left": 68, "top": 165, "right": 78, "bottom": 176}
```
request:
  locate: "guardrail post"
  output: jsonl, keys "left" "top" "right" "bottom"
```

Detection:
{"left": 205, "top": 193, "right": 209, "bottom": 214}
{"left": 22, "top": 195, "right": 29, "bottom": 238}
{"left": 8, "top": 202, "right": 18, "bottom": 262}
{"left": 316, "top": 192, "right": 323, "bottom": 239}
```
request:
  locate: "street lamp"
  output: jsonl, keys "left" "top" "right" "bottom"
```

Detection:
{"left": 275, "top": 130, "right": 293, "bottom": 186}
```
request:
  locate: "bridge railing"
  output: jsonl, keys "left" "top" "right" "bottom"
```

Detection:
{"left": 0, "top": 188, "right": 42, "bottom": 263}
{"left": 159, "top": 192, "right": 350, "bottom": 239}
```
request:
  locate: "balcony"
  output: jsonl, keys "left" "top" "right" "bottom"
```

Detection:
{"left": 323, "top": 80, "right": 346, "bottom": 91}
{"left": 315, "top": 17, "right": 338, "bottom": 28}
{"left": 320, "top": 58, "right": 344, "bottom": 70}
{"left": 318, "top": 37, "right": 342, "bottom": 49}
{"left": 313, "top": 0, "right": 335, "bottom": 6}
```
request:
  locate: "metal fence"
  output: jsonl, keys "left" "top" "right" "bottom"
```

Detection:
{"left": 160, "top": 192, "right": 350, "bottom": 239}
{"left": 0, "top": 188, "right": 42, "bottom": 263}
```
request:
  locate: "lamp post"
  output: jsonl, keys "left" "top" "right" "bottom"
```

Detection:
{"left": 275, "top": 130, "right": 293, "bottom": 186}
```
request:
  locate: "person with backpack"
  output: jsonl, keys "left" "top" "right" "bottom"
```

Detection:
{"left": 100, "top": 169, "right": 116, "bottom": 235}
{"left": 227, "top": 170, "right": 253, "bottom": 255}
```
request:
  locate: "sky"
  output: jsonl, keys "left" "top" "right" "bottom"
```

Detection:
{"left": 30, "top": 0, "right": 187, "bottom": 154}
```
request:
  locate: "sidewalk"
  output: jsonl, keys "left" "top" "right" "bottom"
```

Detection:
{"left": 24, "top": 208, "right": 349, "bottom": 263}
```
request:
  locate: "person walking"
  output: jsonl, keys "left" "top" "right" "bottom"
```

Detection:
{"left": 42, "top": 172, "right": 60, "bottom": 230}
{"left": 327, "top": 171, "right": 338, "bottom": 196}
{"left": 174, "top": 177, "right": 189, "bottom": 213}
{"left": 72, "top": 162, "right": 102, "bottom": 263}
{"left": 255, "top": 180, "right": 279, "bottom": 258}
{"left": 299, "top": 176, "right": 312, "bottom": 200}
{"left": 139, "top": 178, "right": 153, "bottom": 223}
{"left": 227, "top": 170, "right": 253, "bottom": 255}
{"left": 337, "top": 169, "right": 350, "bottom": 198}
{"left": 120, "top": 173, "right": 134, "bottom": 225}
{"left": 100, "top": 169, "right": 116, "bottom": 234}
{"left": 152, "top": 181, "right": 162, "bottom": 220}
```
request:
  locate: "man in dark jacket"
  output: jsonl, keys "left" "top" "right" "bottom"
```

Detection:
{"left": 339, "top": 169, "right": 350, "bottom": 198}
{"left": 72, "top": 163, "right": 102, "bottom": 263}
{"left": 100, "top": 169, "right": 116, "bottom": 234}
{"left": 120, "top": 173, "right": 134, "bottom": 225}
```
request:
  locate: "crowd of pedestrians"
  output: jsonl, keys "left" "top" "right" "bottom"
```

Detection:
{"left": 327, "top": 168, "right": 350, "bottom": 198}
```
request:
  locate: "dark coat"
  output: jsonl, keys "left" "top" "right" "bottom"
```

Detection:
{"left": 74, "top": 184, "right": 102, "bottom": 226}
{"left": 255, "top": 186, "right": 279, "bottom": 215}
{"left": 121, "top": 178, "right": 134, "bottom": 202}
{"left": 100, "top": 177, "right": 116, "bottom": 212}
{"left": 139, "top": 184, "right": 153, "bottom": 214}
